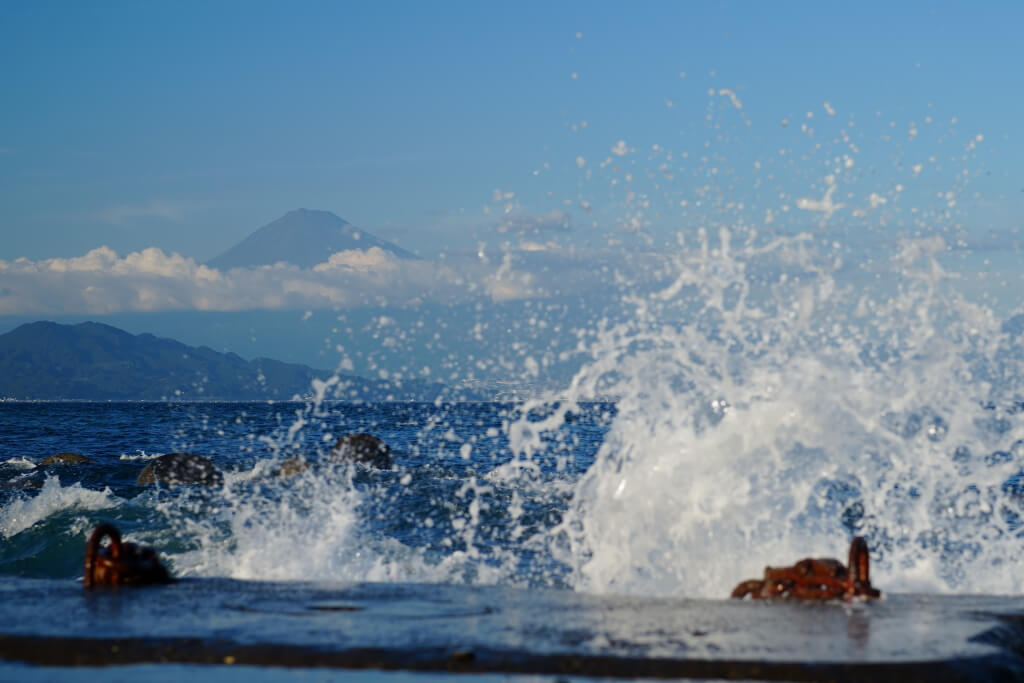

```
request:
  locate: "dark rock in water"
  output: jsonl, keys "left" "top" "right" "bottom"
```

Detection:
{"left": 275, "top": 456, "right": 308, "bottom": 478}
{"left": 328, "top": 434, "right": 393, "bottom": 469}
{"left": 137, "top": 453, "right": 223, "bottom": 486}
{"left": 38, "top": 453, "right": 91, "bottom": 467}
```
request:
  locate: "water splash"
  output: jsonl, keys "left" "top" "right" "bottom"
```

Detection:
{"left": 0, "top": 476, "right": 120, "bottom": 539}
{"left": 151, "top": 227, "right": 1024, "bottom": 598}
{"left": 512, "top": 228, "right": 1024, "bottom": 598}
{"left": 126, "top": 87, "right": 1022, "bottom": 599}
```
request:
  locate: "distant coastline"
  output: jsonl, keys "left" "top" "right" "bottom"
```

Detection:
{"left": 0, "top": 321, "right": 477, "bottom": 402}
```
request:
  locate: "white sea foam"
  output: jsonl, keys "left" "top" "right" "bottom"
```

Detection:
{"left": 0, "top": 476, "right": 120, "bottom": 538}
{"left": 2, "top": 457, "right": 36, "bottom": 470}
{"left": 118, "top": 451, "right": 161, "bottom": 461}
{"left": 503, "top": 228, "right": 1024, "bottom": 599}
{"left": 168, "top": 471, "right": 371, "bottom": 580}
{"left": 164, "top": 465, "right": 480, "bottom": 584}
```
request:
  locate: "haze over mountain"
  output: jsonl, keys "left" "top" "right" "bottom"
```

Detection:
{"left": 207, "top": 209, "right": 417, "bottom": 271}
{"left": 0, "top": 321, "right": 460, "bottom": 401}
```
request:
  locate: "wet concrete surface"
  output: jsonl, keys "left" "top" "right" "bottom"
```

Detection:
{"left": 2, "top": 577, "right": 1024, "bottom": 680}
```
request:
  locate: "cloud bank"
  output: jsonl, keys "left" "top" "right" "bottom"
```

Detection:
{"left": 0, "top": 242, "right": 640, "bottom": 314}
{"left": 0, "top": 246, "right": 460, "bottom": 314}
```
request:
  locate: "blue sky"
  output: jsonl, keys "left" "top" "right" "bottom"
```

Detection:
{"left": 1, "top": 1, "right": 1021, "bottom": 320}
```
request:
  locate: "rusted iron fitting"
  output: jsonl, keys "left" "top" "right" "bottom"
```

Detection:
{"left": 83, "top": 523, "right": 173, "bottom": 588}
{"left": 730, "top": 536, "right": 881, "bottom": 601}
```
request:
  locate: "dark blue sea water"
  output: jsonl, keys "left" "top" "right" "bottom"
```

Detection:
{"left": 0, "top": 401, "right": 611, "bottom": 586}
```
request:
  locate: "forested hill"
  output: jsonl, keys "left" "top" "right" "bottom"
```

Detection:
{"left": 0, "top": 321, "right": 454, "bottom": 401}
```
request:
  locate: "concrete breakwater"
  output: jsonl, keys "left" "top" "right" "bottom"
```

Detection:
{"left": 2, "top": 577, "right": 1024, "bottom": 680}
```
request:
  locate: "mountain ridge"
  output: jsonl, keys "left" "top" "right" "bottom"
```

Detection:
{"left": 207, "top": 209, "right": 416, "bottom": 270}
{"left": 0, "top": 321, "right": 458, "bottom": 401}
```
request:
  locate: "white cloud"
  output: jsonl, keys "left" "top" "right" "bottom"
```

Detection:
{"left": 0, "top": 246, "right": 473, "bottom": 314}
{"left": 517, "top": 240, "right": 559, "bottom": 252}
{"left": 313, "top": 247, "right": 400, "bottom": 272}
{"left": 0, "top": 240, "right": 675, "bottom": 314}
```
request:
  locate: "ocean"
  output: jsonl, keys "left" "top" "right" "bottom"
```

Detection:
{"left": 2, "top": 231, "right": 1024, "bottom": 679}
{"left": 0, "top": 400, "right": 608, "bottom": 586}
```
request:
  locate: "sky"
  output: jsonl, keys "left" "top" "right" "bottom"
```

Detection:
{"left": 1, "top": 1, "right": 1022, "bottom": 349}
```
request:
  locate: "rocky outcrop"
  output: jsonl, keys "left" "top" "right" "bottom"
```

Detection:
{"left": 137, "top": 453, "right": 223, "bottom": 486}
{"left": 328, "top": 434, "right": 393, "bottom": 470}
{"left": 38, "top": 453, "right": 92, "bottom": 467}
{"left": 275, "top": 456, "right": 308, "bottom": 478}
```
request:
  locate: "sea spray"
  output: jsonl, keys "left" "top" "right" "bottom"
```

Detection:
{"left": 509, "top": 228, "right": 1024, "bottom": 598}
{"left": 51, "top": 86, "right": 1017, "bottom": 597}
{"left": 151, "top": 229, "right": 1024, "bottom": 597}
{"left": 0, "top": 476, "right": 120, "bottom": 539}
{"left": 155, "top": 393, "right": 576, "bottom": 585}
